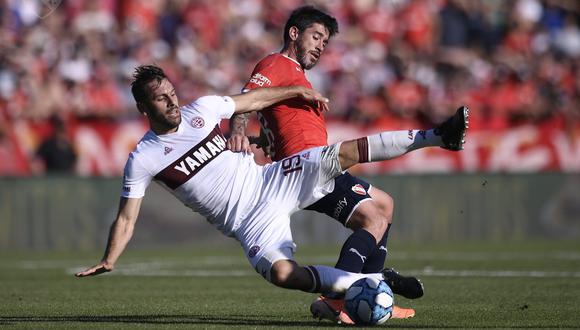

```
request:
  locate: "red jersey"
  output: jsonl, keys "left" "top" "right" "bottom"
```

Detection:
{"left": 243, "top": 54, "right": 328, "bottom": 161}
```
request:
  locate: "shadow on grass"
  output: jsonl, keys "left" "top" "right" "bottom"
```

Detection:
{"left": 0, "top": 314, "right": 342, "bottom": 327}
{"left": 0, "top": 315, "right": 567, "bottom": 328}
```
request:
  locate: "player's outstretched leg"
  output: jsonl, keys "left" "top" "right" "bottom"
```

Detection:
{"left": 337, "top": 105, "right": 470, "bottom": 170}
{"left": 352, "top": 105, "right": 470, "bottom": 164}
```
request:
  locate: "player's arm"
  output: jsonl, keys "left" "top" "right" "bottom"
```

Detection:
{"left": 75, "top": 197, "right": 143, "bottom": 277}
{"left": 229, "top": 86, "right": 328, "bottom": 114}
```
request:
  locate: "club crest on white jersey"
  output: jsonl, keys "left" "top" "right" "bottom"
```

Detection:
{"left": 191, "top": 116, "right": 205, "bottom": 128}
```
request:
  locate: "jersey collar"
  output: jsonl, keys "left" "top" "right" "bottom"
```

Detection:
{"left": 279, "top": 53, "right": 303, "bottom": 72}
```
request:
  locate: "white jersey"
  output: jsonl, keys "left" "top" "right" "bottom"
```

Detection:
{"left": 121, "top": 94, "right": 340, "bottom": 269}
{"left": 121, "top": 95, "right": 263, "bottom": 236}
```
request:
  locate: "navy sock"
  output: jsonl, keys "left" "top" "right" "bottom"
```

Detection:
{"left": 362, "top": 223, "right": 391, "bottom": 274}
{"left": 323, "top": 229, "right": 378, "bottom": 299}
{"left": 334, "top": 229, "right": 377, "bottom": 273}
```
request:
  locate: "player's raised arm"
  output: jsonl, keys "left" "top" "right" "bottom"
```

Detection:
{"left": 229, "top": 86, "right": 328, "bottom": 114}
{"left": 75, "top": 197, "right": 143, "bottom": 277}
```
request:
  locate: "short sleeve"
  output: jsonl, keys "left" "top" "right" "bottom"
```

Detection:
{"left": 185, "top": 95, "right": 235, "bottom": 121}
{"left": 121, "top": 152, "right": 152, "bottom": 198}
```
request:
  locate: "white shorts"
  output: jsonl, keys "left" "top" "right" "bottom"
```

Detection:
{"left": 234, "top": 144, "right": 342, "bottom": 279}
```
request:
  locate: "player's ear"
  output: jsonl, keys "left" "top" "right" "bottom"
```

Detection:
{"left": 288, "top": 26, "right": 300, "bottom": 41}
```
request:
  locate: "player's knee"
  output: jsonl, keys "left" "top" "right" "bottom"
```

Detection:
{"left": 368, "top": 188, "right": 394, "bottom": 225}
{"left": 348, "top": 202, "right": 388, "bottom": 240}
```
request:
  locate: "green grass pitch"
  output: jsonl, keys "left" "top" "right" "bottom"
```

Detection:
{"left": 1, "top": 240, "right": 579, "bottom": 329}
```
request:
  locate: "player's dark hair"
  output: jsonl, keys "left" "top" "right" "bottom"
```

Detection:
{"left": 131, "top": 65, "right": 168, "bottom": 106}
{"left": 283, "top": 6, "right": 339, "bottom": 47}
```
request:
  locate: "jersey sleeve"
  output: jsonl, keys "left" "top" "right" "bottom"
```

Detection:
{"left": 242, "top": 58, "right": 285, "bottom": 92}
{"left": 185, "top": 95, "right": 235, "bottom": 121}
{"left": 121, "top": 152, "right": 153, "bottom": 198}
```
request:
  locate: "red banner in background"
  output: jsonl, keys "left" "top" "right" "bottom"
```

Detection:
{"left": 2, "top": 119, "right": 579, "bottom": 176}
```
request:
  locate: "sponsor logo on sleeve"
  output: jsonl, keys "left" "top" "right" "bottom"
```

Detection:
{"left": 248, "top": 73, "right": 272, "bottom": 87}
{"left": 164, "top": 146, "right": 173, "bottom": 155}
{"left": 351, "top": 184, "right": 367, "bottom": 195}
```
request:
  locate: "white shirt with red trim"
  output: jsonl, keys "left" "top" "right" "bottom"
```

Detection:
{"left": 121, "top": 95, "right": 262, "bottom": 236}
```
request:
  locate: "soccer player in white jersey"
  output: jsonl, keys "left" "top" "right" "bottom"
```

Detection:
{"left": 76, "top": 65, "right": 468, "bottom": 322}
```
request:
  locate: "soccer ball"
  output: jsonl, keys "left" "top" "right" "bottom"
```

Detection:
{"left": 344, "top": 277, "right": 394, "bottom": 325}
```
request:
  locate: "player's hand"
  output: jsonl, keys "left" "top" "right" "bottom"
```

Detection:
{"left": 227, "top": 134, "right": 251, "bottom": 153}
{"left": 75, "top": 261, "right": 114, "bottom": 277}
{"left": 296, "top": 87, "right": 329, "bottom": 110}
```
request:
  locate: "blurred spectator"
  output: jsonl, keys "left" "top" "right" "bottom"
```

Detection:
{"left": 439, "top": 0, "right": 472, "bottom": 48}
{"left": 0, "top": 0, "right": 578, "bottom": 132}
{"left": 34, "top": 115, "right": 77, "bottom": 174}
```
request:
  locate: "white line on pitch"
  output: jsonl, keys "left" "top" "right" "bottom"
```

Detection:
{"left": 412, "top": 269, "right": 580, "bottom": 278}
{"left": 65, "top": 267, "right": 580, "bottom": 278}
{"left": 11, "top": 251, "right": 580, "bottom": 271}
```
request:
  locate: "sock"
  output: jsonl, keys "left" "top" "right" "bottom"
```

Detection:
{"left": 334, "top": 229, "right": 377, "bottom": 273}
{"left": 360, "top": 129, "right": 442, "bottom": 162}
{"left": 306, "top": 265, "right": 383, "bottom": 294}
{"left": 362, "top": 223, "right": 391, "bottom": 274}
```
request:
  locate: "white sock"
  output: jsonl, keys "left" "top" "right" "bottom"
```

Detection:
{"left": 363, "top": 129, "right": 442, "bottom": 162}
{"left": 306, "top": 265, "right": 383, "bottom": 294}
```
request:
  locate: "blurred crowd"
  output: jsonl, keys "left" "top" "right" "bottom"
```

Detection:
{"left": 1, "top": 0, "right": 580, "bottom": 131}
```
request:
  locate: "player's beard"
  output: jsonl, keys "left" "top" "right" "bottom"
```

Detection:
{"left": 296, "top": 43, "right": 318, "bottom": 70}
{"left": 151, "top": 107, "right": 181, "bottom": 130}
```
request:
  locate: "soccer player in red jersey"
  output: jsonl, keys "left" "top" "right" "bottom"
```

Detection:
{"left": 228, "top": 6, "right": 468, "bottom": 323}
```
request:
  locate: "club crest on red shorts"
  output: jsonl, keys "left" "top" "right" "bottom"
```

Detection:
{"left": 191, "top": 117, "right": 205, "bottom": 128}
{"left": 351, "top": 184, "right": 366, "bottom": 195}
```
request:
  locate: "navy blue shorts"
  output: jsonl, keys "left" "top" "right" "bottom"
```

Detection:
{"left": 305, "top": 172, "right": 372, "bottom": 226}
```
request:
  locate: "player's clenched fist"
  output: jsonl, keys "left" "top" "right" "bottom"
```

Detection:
{"left": 226, "top": 134, "right": 251, "bottom": 153}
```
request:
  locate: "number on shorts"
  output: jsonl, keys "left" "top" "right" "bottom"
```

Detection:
{"left": 282, "top": 155, "right": 302, "bottom": 176}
